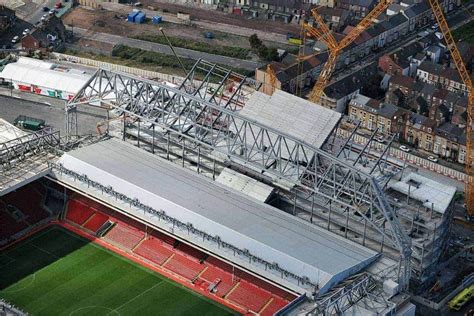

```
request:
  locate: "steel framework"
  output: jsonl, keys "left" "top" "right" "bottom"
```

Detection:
{"left": 0, "top": 129, "right": 61, "bottom": 168}
{"left": 310, "top": 273, "right": 378, "bottom": 315}
{"left": 67, "top": 61, "right": 412, "bottom": 289}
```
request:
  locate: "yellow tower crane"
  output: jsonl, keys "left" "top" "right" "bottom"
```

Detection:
{"left": 427, "top": 0, "right": 474, "bottom": 213}
{"left": 266, "top": 64, "right": 278, "bottom": 95}
{"left": 301, "top": 0, "right": 473, "bottom": 212}
{"left": 306, "top": 0, "right": 393, "bottom": 103}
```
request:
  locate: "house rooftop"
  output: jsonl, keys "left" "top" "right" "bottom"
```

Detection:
{"left": 435, "top": 122, "right": 466, "bottom": 145}
{"left": 378, "top": 102, "right": 401, "bottom": 119}
{"left": 324, "top": 62, "right": 378, "bottom": 99}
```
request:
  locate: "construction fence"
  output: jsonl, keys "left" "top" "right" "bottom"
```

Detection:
{"left": 49, "top": 53, "right": 186, "bottom": 84}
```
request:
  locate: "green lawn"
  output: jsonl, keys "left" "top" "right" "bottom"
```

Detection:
{"left": 0, "top": 226, "right": 237, "bottom": 316}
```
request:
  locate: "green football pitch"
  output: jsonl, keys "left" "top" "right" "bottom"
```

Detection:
{"left": 0, "top": 226, "right": 237, "bottom": 316}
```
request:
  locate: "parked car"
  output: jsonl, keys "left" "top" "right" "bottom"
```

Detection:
{"left": 427, "top": 156, "right": 438, "bottom": 163}
{"left": 11, "top": 35, "right": 19, "bottom": 44}
{"left": 41, "top": 14, "right": 48, "bottom": 21}
{"left": 49, "top": 9, "right": 56, "bottom": 15}
{"left": 399, "top": 145, "right": 410, "bottom": 153}
{"left": 22, "top": 29, "right": 30, "bottom": 36}
{"left": 42, "top": 6, "right": 50, "bottom": 11}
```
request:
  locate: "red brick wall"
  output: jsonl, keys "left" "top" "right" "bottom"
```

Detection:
{"left": 21, "top": 35, "right": 39, "bottom": 50}
{"left": 378, "top": 55, "right": 403, "bottom": 76}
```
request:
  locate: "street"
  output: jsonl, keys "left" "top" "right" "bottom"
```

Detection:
{"left": 25, "top": 0, "right": 59, "bottom": 24}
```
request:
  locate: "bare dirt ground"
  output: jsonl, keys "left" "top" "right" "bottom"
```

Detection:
{"left": 139, "top": 0, "right": 300, "bottom": 35}
{"left": 63, "top": 7, "right": 269, "bottom": 49}
{"left": 75, "top": 38, "right": 114, "bottom": 52}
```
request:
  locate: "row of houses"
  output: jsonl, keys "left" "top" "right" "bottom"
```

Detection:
{"left": 255, "top": 0, "right": 452, "bottom": 104}
{"left": 21, "top": 16, "right": 67, "bottom": 52}
{"left": 348, "top": 93, "right": 466, "bottom": 164}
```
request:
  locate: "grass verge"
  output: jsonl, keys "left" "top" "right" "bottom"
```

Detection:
{"left": 452, "top": 20, "right": 474, "bottom": 44}
{"left": 132, "top": 34, "right": 250, "bottom": 59}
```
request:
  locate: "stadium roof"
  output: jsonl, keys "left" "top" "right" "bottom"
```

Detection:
{"left": 238, "top": 90, "right": 341, "bottom": 151}
{"left": 55, "top": 138, "right": 378, "bottom": 294}
{"left": 0, "top": 57, "right": 91, "bottom": 95}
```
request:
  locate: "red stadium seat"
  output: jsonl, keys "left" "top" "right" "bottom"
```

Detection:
{"left": 66, "top": 200, "right": 95, "bottom": 225}
{"left": 59, "top": 193, "right": 295, "bottom": 314}
{"left": 83, "top": 213, "right": 109, "bottom": 233}
{"left": 133, "top": 237, "right": 174, "bottom": 265}
{"left": 0, "top": 209, "right": 28, "bottom": 240}
{"left": 260, "top": 297, "right": 289, "bottom": 316}
{"left": 200, "top": 265, "right": 237, "bottom": 296}
{"left": 226, "top": 280, "right": 272, "bottom": 312}
{"left": 105, "top": 223, "right": 145, "bottom": 249}
{"left": 163, "top": 254, "right": 206, "bottom": 281}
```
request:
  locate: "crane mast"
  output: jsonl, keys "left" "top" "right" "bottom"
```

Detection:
{"left": 302, "top": 0, "right": 473, "bottom": 213}
{"left": 427, "top": 0, "right": 474, "bottom": 214}
{"left": 266, "top": 64, "right": 278, "bottom": 95}
{"left": 306, "top": 1, "right": 393, "bottom": 103}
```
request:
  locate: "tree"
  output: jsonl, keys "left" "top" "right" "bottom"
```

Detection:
{"left": 249, "top": 34, "right": 263, "bottom": 50}
{"left": 264, "top": 47, "right": 279, "bottom": 61}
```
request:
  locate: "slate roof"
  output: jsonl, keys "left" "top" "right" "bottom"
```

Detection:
{"left": 324, "top": 62, "right": 378, "bottom": 99}
{"left": 378, "top": 102, "right": 401, "bottom": 118}
{"left": 403, "top": 1, "right": 430, "bottom": 18}
{"left": 435, "top": 122, "right": 466, "bottom": 145}
{"left": 387, "top": 12, "right": 408, "bottom": 28}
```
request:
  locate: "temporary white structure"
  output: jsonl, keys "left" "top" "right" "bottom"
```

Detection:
{"left": 0, "top": 57, "right": 91, "bottom": 100}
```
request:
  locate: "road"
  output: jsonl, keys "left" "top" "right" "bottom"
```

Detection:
{"left": 70, "top": 27, "right": 263, "bottom": 71}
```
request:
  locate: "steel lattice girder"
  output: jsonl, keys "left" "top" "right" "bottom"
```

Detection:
{"left": 68, "top": 65, "right": 412, "bottom": 288}
{"left": 311, "top": 273, "right": 377, "bottom": 315}
{"left": 0, "top": 130, "right": 60, "bottom": 167}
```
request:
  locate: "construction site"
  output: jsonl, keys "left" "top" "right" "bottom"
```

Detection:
{"left": 0, "top": 0, "right": 473, "bottom": 314}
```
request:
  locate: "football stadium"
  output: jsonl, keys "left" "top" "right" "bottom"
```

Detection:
{"left": 1, "top": 58, "right": 461, "bottom": 315}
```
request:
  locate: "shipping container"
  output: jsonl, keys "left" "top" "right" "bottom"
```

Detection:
{"left": 288, "top": 38, "right": 302, "bottom": 45}
{"left": 127, "top": 11, "right": 139, "bottom": 22}
{"left": 135, "top": 12, "right": 146, "bottom": 24}
{"left": 13, "top": 115, "right": 46, "bottom": 131}
{"left": 152, "top": 16, "right": 162, "bottom": 24}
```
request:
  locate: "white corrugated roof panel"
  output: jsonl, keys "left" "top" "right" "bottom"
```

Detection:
{"left": 55, "top": 138, "right": 378, "bottom": 294}
{"left": 388, "top": 172, "right": 455, "bottom": 214}
{"left": 238, "top": 90, "right": 342, "bottom": 150}
{"left": 0, "top": 58, "right": 91, "bottom": 95}
{"left": 16, "top": 57, "right": 54, "bottom": 69}
{"left": 216, "top": 168, "right": 274, "bottom": 202}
